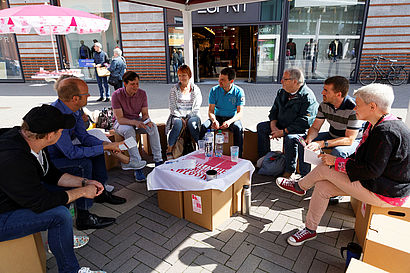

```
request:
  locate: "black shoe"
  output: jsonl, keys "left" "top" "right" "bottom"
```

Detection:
{"left": 96, "top": 97, "right": 104, "bottom": 102}
{"left": 94, "top": 190, "right": 126, "bottom": 205}
{"left": 104, "top": 97, "right": 110, "bottom": 102}
{"left": 329, "top": 196, "right": 343, "bottom": 205}
{"left": 76, "top": 213, "right": 115, "bottom": 230}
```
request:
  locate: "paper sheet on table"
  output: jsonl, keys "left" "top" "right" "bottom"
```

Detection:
{"left": 161, "top": 159, "right": 196, "bottom": 170}
{"left": 304, "top": 148, "right": 321, "bottom": 165}
{"left": 119, "top": 137, "right": 137, "bottom": 150}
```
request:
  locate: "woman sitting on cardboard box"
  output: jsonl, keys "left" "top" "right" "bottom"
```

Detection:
{"left": 165, "top": 65, "right": 202, "bottom": 160}
{"left": 276, "top": 83, "right": 410, "bottom": 246}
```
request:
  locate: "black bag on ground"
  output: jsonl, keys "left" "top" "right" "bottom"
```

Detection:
{"left": 258, "top": 151, "right": 286, "bottom": 177}
{"left": 96, "top": 108, "right": 114, "bottom": 130}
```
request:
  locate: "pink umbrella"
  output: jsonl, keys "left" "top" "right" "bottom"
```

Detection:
{"left": 0, "top": 4, "right": 110, "bottom": 71}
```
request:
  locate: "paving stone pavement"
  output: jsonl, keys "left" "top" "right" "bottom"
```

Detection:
{"left": 0, "top": 81, "right": 407, "bottom": 272}
{"left": 43, "top": 165, "right": 356, "bottom": 273}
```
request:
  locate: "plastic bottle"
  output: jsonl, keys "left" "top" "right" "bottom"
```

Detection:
{"left": 205, "top": 129, "right": 214, "bottom": 158}
{"left": 215, "top": 130, "right": 224, "bottom": 157}
{"left": 242, "top": 185, "right": 251, "bottom": 215}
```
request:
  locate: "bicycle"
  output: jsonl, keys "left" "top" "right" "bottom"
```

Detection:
{"left": 359, "top": 56, "right": 408, "bottom": 86}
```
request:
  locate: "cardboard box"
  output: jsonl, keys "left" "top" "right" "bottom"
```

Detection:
{"left": 362, "top": 214, "right": 410, "bottom": 273}
{"left": 183, "top": 186, "right": 233, "bottom": 230}
{"left": 354, "top": 202, "right": 410, "bottom": 247}
{"left": 104, "top": 153, "right": 120, "bottom": 170}
{"left": 350, "top": 197, "right": 359, "bottom": 216}
{"left": 220, "top": 130, "right": 234, "bottom": 156}
{"left": 243, "top": 129, "right": 258, "bottom": 164}
{"left": 157, "top": 190, "right": 184, "bottom": 218}
{"left": 232, "top": 171, "right": 251, "bottom": 214}
{"left": 0, "top": 232, "right": 46, "bottom": 273}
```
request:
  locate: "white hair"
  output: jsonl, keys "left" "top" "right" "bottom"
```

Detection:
{"left": 113, "top": 48, "right": 122, "bottom": 56}
{"left": 94, "top": 42, "right": 102, "bottom": 49}
{"left": 353, "top": 83, "right": 394, "bottom": 112}
{"left": 285, "top": 67, "right": 305, "bottom": 84}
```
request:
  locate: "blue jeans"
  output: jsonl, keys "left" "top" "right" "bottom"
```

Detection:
{"left": 51, "top": 154, "right": 108, "bottom": 210}
{"left": 96, "top": 74, "right": 109, "bottom": 98}
{"left": 200, "top": 116, "right": 243, "bottom": 157}
{"left": 0, "top": 206, "right": 80, "bottom": 273}
{"left": 298, "top": 132, "right": 361, "bottom": 176}
{"left": 283, "top": 133, "right": 306, "bottom": 174}
{"left": 257, "top": 121, "right": 273, "bottom": 158}
{"left": 168, "top": 116, "right": 201, "bottom": 146}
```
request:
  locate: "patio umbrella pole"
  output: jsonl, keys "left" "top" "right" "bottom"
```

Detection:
{"left": 50, "top": 26, "right": 59, "bottom": 72}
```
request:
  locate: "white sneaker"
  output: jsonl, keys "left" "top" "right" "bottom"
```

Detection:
{"left": 78, "top": 267, "right": 106, "bottom": 273}
{"left": 121, "top": 160, "right": 146, "bottom": 170}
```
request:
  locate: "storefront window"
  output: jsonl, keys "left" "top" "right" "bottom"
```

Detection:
{"left": 257, "top": 25, "right": 281, "bottom": 82}
{"left": 58, "top": 0, "right": 120, "bottom": 81}
{"left": 0, "top": 3, "right": 23, "bottom": 81}
{"left": 286, "top": 0, "right": 365, "bottom": 80}
{"left": 168, "top": 26, "right": 184, "bottom": 83}
{"left": 260, "top": 0, "right": 282, "bottom": 21}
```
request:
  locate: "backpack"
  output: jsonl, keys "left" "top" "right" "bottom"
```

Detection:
{"left": 258, "top": 151, "right": 286, "bottom": 177}
{"left": 96, "top": 108, "right": 113, "bottom": 130}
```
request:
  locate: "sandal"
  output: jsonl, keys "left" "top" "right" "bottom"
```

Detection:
{"left": 166, "top": 152, "right": 174, "bottom": 161}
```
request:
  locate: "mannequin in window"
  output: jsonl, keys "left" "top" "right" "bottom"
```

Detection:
{"left": 286, "top": 38, "right": 297, "bottom": 66}
{"left": 303, "top": 39, "right": 317, "bottom": 79}
{"left": 328, "top": 35, "right": 343, "bottom": 76}
{"left": 79, "top": 40, "right": 91, "bottom": 59}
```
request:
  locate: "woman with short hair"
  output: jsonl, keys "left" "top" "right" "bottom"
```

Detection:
{"left": 276, "top": 83, "right": 410, "bottom": 246}
{"left": 165, "top": 65, "right": 202, "bottom": 160}
{"left": 108, "top": 48, "right": 126, "bottom": 91}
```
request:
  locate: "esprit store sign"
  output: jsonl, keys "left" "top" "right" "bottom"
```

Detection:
{"left": 197, "top": 4, "right": 247, "bottom": 14}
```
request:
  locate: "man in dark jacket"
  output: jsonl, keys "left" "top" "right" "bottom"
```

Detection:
{"left": 0, "top": 105, "right": 106, "bottom": 273}
{"left": 257, "top": 67, "right": 318, "bottom": 178}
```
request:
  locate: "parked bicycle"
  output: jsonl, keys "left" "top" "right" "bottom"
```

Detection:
{"left": 359, "top": 56, "right": 408, "bottom": 86}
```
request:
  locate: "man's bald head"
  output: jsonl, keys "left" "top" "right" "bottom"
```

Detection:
{"left": 57, "top": 78, "right": 87, "bottom": 101}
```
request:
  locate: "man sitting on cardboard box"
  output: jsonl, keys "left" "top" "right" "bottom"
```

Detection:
{"left": 48, "top": 77, "right": 126, "bottom": 231}
{"left": 0, "top": 105, "right": 107, "bottom": 273}
{"left": 276, "top": 83, "right": 410, "bottom": 247}
{"left": 257, "top": 67, "right": 318, "bottom": 178}
{"left": 199, "top": 67, "right": 245, "bottom": 156}
{"left": 112, "top": 71, "right": 164, "bottom": 182}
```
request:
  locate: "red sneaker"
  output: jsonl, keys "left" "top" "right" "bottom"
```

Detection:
{"left": 287, "top": 228, "right": 317, "bottom": 246}
{"left": 276, "top": 177, "right": 306, "bottom": 196}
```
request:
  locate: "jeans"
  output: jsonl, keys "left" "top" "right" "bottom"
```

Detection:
{"left": 298, "top": 132, "right": 361, "bottom": 176}
{"left": 0, "top": 206, "right": 80, "bottom": 273}
{"left": 299, "top": 164, "right": 393, "bottom": 231}
{"left": 114, "top": 121, "right": 162, "bottom": 162}
{"left": 52, "top": 154, "right": 108, "bottom": 210}
{"left": 199, "top": 116, "right": 243, "bottom": 157}
{"left": 96, "top": 74, "right": 109, "bottom": 98}
{"left": 168, "top": 116, "right": 201, "bottom": 146}
{"left": 257, "top": 121, "right": 273, "bottom": 158}
{"left": 283, "top": 133, "right": 306, "bottom": 174}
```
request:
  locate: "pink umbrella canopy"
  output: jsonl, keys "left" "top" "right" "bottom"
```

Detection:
{"left": 0, "top": 4, "right": 110, "bottom": 35}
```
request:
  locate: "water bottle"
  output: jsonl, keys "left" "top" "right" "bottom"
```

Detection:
{"left": 215, "top": 130, "right": 224, "bottom": 157}
{"left": 242, "top": 185, "right": 251, "bottom": 215}
{"left": 205, "top": 129, "right": 214, "bottom": 158}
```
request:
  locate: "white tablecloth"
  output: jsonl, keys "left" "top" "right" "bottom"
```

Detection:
{"left": 147, "top": 151, "right": 255, "bottom": 192}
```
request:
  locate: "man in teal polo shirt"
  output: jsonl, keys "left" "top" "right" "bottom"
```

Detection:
{"left": 200, "top": 67, "right": 245, "bottom": 156}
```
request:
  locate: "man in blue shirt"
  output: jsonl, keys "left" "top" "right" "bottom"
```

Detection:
{"left": 200, "top": 67, "right": 245, "bottom": 156}
{"left": 48, "top": 77, "right": 126, "bottom": 230}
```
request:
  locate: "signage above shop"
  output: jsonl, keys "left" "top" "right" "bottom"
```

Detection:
{"left": 192, "top": 3, "right": 260, "bottom": 25}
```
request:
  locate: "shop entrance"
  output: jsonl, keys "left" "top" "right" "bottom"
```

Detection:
{"left": 192, "top": 26, "right": 257, "bottom": 82}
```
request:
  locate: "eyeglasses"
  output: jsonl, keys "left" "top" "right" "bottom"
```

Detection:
{"left": 282, "top": 78, "right": 294, "bottom": 81}
{"left": 77, "top": 93, "right": 90, "bottom": 97}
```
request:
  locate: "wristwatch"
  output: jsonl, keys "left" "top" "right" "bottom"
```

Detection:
{"left": 81, "top": 178, "right": 88, "bottom": 187}
{"left": 324, "top": 140, "right": 329, "bottom": 148}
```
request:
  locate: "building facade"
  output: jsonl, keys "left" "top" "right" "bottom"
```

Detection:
{"left": 1, "top": 0, "right": 409, "bottom": 84}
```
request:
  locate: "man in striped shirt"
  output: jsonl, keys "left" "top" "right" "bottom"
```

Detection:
{"left": 298, "top": 76, "right": 363, "bottom": 177}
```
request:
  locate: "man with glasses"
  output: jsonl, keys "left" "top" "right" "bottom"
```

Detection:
{"left": 257, "top": 67, "right": 318, "bottom": 178}
{"left": 48, "top": 77, "right": 126, "bottom": 230}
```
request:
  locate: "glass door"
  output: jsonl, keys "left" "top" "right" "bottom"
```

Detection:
{"left": 256, "top": 24, "right": 281, "bottom": 82}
